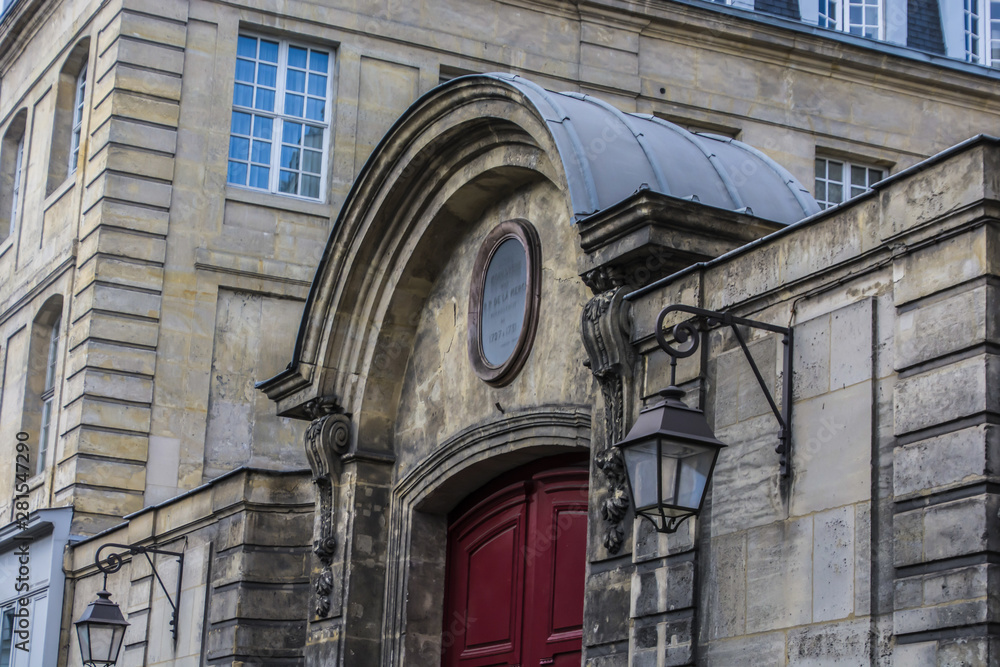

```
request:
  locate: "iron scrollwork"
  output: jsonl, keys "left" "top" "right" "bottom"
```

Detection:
{"left": 582, "top": 286, "right": 636, "bottom": 554}
{"left": 655, "top": 304, "right": 793, "bottom": 476}
{"left": 94, "top": 541, "right": 185, "bottom": 641}
{"left": 303, "top": 397, "right": 352, "bottom": 618}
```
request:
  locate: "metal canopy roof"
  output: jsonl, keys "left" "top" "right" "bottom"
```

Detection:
{"left": 481, "top": 73, "right": 820, "bottom": 225}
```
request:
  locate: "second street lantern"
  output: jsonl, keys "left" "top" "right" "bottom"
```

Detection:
{"left": 616, "top": 385, "right": 726, "bottom": 534}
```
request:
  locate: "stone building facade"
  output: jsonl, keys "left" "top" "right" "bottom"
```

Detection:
{"left": 0, "top": 0, "right": 998, "bottom": 664}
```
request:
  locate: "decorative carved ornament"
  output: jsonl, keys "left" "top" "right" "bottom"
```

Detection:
{"left": 581, "top": 286, "right": 636, "bottom": 554}
{"left": 302, "top": 396, "right": 352, "bottom": 618}
{"left": 468, "top": 219, "right": 542, "bottom": 387}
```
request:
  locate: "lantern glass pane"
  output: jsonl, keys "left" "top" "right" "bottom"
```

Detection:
{"left": 676, "top": 446, "right": 716, "bottom": 510}
{"left": 658, "top": 438, "right": 718, "bottom": 511}
{"left": 76, "top": 625, "right": 91, "bottom": 662}
{"left": 110, "top": 625, "right": 126, "bottom": 661}
{"left": 622, "top": 441, "right": 659, "bottom": 509}
{"left": 88, "top": 624, "right": 116, "bottom": 662}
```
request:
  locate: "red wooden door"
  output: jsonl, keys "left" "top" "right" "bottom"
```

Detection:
{"left": 442, "top": 461, "right": 588, "bottom": 667}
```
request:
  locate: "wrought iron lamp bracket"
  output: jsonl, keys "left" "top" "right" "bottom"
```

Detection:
{"left": 655, "top": 304, "right": 793, "bottom": 477}
{"left": 95, "top": 541, "right": 185, "bottom": 642}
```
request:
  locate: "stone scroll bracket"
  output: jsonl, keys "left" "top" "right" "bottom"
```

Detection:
{"left": 581, "top": 282, "right": 637, "bottom": 556}
{"left": 302, "top": 396, "right": 353, "bottom": 619}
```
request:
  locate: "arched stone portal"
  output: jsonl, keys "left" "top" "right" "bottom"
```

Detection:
{"left": 258, "top": 73, "right": 819, "bottom": 666}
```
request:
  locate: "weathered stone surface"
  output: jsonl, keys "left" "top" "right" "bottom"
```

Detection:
{"left": 813, "top": 505, "right": 855, "bottom": 623}
{"left": 746, "top": 518, "right": 813, "bottom": 633}
{"left": 786, "top": 619, "right": 870, "bottom": 666}
{"left": 791, "top": 382, "right": 872, "bottom": 516}
{"left": 894, "top": 424, "right": 997, "bottom": 499}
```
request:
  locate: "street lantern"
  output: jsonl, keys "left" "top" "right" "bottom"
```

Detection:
{"left": 616, "top": 385, "right": 726, "bottom": 533}
{"left": 615, "top": 303, "right": 794, "bottom": 533}
{"left": 74, "top": 589, "right": 129, "bottom": 667}
{"left": 76, "top": 540, "right": 185, "bottom": 666}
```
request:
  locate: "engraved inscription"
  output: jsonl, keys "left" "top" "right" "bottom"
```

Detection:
{"left": 481, "top": 238, "right": 528, "bottom": 366}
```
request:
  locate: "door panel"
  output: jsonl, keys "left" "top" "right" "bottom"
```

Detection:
{"left": 444, "top": 485, "right": 528, "bottom": 667}
{"left": 443, "top": 461, "right": 588, "bottom": 667}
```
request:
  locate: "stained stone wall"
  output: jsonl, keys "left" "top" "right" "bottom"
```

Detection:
{"left": 614, "top": 138, "right": 1000, "bottom": 666}
{"left": 2, "top": 0, "right": 1000, "bottom": 663}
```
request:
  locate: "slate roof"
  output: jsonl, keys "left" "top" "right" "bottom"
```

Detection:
{"left": 479, "top": 73, "right": 821, "bottom": 225}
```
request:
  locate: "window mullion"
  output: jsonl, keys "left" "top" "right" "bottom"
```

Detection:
{"left": 271, "top": 40, "right": 288, "bottom": 194}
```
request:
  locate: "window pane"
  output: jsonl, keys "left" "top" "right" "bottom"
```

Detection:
{"left": 281, "top": 146, "right": 301, "bottom": 169}
{"left": 232, "top": 111, "right": 252, "bottom": 135}
{"left": 285, "top": 93, "right": 304, "bottom": 117}
{"left": 259, "top": 40, "right": 279, "bottom": 63}
{"left": 850, "top": 185, "right": 866, "bottom": 198}
{"left": 235, "top": 59, "right": 255, "bottom": 83}
{"left": 851, "top": 165, "right": 866, "bottom": 187}
{"left": 850, "top": 6, "right": 862, "bottom": 23}
{"left": 310, "top": 51, "right": 329, "bottom": 73}
{"left": 828, "top": 161, "right": 843, "bottom": 181}
{"left": 283, "top": 122, "right": 303, "bottom": 144}
{"left": 815, "top": 159, "right": 826, "bottom": 179}
{"left": 250, "top": 165, "right": 270, "bottom": 189}
{"left": 288, "top": 46, "right": 308, "bottom": 69}
{"left": 255, "top": 88, "right": 275, "bottom": 111}
{"left": 829, "top": 183, "right": 843, "bottom": 202}
{"left": 229, "top": 136, "right": 250, "bottom": 160}
{"left": 302, "top": 174, "right": 320, "bottom": 199}
{"left": 233, "top": 83, "right": 253, "bottom": 107}
{"left": 258, "top": 63, "right": 277, "bottom": 88}
{"left": 303, "top": 149, "right": 322, "bottom": 174}
{"left": 303, "top": 125, "right": 324, "bottom": 149}
{"left": 237, "top": 35, "right": 257, "bottom": 58}
{"left": 279, "top": 170, "right": 299, "bottom": 193}
{"left": 308, "top": 74, "right": 327, "bottom": 96}
{"left": 870, "top": 169, "right": 883, "bottom": 183}
{"left": 287, "top": 69, "right": 306, "bottom": 92}
{"left": 815, "top": 181, "right": 827, "bottom": 201}
{"left": 252, "top": 115, "right": 273, "bottom": 139}
{"left": 228, "top": 161, "right": 248, "bottom": 185}
{"left": 306, "top": 98, "right": 326, "bottom": 121}
{"left": 251, "top": 140, "right": 271, "bottom": 164}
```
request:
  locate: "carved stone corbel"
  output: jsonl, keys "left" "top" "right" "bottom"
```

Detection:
{"left": 582, "top": 284, "right": 636, "bottom": 554}
{"left": 302, "top": 396, "right": 352, "bottom": 618}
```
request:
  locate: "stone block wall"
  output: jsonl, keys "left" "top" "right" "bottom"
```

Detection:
{"left": 614, "top": 139, "right": 1000, "bottom": 665}
{"left": 65, "top": 468, "right": 313, "bottom": 667}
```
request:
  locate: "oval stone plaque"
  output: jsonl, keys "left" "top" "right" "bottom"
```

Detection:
{"left": 481, "top": 238, "right": 528, "bottom": 366}
{"left": 468, "top": 220, "right": 541, "bottom": 386}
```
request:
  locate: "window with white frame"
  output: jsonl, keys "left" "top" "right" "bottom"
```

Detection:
{"left": 227, "top": 34, "right": 332, "bottom": 201}
{"left": 10, "top": 136, "right": 22, "bottom": 236}
{"left": 0, "top": 110, "right": 26, "bottom": 243}
{"left": 37, "top": 315, "right": 60, "bottom": 474}
{"left": 69, "top": 61, "right": 87, "bottom": 173}
{"left": 0, "top": 608, "right": 12, "bottom": 667}
{"left": 815, "top": 0, "right": 883, "bottom": 39}
{"left": 964, "top": 0, "right": 1000, "bottom": 66}
{"left": 814, "top": 157, "right": 885, "bottom": 209}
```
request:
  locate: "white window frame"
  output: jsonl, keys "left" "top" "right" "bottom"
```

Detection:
{"left": 37, "top": 316, "right": 60, "bottom": 475}
{"left": 10, "top": 136, "right": 23, "bottom": 238}
{"left": 0, "top": 608, "right": 12, "bottom": 667}
{"left": 814, "top": 156, "right": 885, "bottom": 209}
{"left": 816, "top": 0, "right": 884, "bottom": 39}
{"left": 69, "top": 61, "right": 87, "bottom": 174}
{"left": 227, "top": 33, "right": 333, "bottom": 202}
{"left": 964, "top": 0, "right": 1000, "bottom": 66}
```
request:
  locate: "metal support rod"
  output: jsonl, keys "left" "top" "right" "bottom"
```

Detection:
{"left": 655, "top": 304, "right": 794, "bottom": 476}
{"left": 95, "top": 542, "right": 185, "bottom": 642}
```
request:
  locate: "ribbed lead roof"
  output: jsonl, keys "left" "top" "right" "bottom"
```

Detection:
{"left": 481, "top": 73, "right": 820, "bottom": 224}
